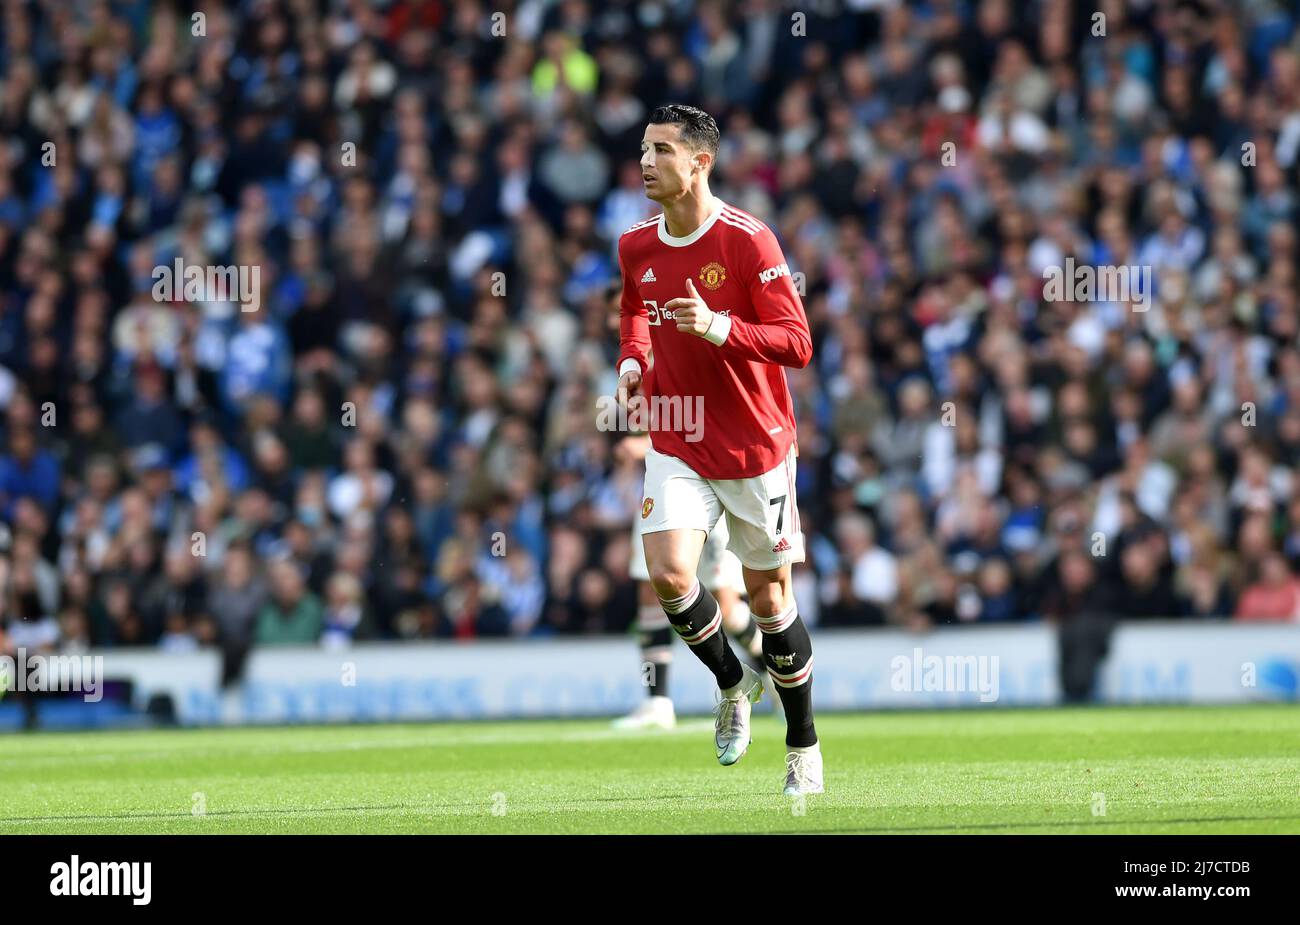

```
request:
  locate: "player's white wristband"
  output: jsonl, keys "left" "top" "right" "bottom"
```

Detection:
{"left": 618, "top": 358, "right": 642, "bottom": 378}
{"left": 703, "top": 312, "right": 731, "bottom": 346}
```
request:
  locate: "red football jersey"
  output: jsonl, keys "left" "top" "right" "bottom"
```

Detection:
{"left": 617, "top": 199, "right": 812, "bottom": 479}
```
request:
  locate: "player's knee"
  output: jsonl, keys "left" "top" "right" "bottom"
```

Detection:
{"left": 748, "top": 582, "right": 787, "bottom": 618}
{"left": 649, "top": 564, "right": 694, "bottom": 602}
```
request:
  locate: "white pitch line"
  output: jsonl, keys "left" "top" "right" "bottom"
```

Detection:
{"left": 0, "top": 720, "right": 722, "bottom": 768}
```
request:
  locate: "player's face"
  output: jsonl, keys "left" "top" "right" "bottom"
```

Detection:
{"left": 639, "top": 124, "right": 698, "bottom": 202}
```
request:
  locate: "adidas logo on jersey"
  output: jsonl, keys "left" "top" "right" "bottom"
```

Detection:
{"left": 641, "top": 267, "right": 657, "bottom": 283}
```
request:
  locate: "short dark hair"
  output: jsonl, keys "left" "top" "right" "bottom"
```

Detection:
{"left": 648, "top": 104, "right": 720, "bottom": 164}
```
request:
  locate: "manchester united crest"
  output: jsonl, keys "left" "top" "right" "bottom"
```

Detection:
{"left": 698, "top": 262, "right": 727, "bottom": 291}
{"left": 641, "top": 497, "right": 654, "bottom": 519}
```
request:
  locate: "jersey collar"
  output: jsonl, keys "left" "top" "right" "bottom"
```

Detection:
{"left": 657, "top": 197, "right": 726, "bottom": 248}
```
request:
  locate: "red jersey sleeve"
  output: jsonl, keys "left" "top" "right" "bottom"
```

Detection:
{"left": 616, "top": 240, "right": 650, "bottom": 375}
{"left": 717, "top": 227, "right": 813, "bottom": 369}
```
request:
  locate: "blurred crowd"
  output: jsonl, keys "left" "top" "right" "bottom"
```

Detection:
{"left": 1, "top": 0, "right": 1299, "bottom": 675}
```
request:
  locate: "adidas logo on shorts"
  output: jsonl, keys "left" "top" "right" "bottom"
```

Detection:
{"left": 772, "top": 537, "right": 792, "bottom": 553}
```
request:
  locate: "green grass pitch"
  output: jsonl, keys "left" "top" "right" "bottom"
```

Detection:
{"left": 2, "top": 703, "right": 1298, "bottom": 834}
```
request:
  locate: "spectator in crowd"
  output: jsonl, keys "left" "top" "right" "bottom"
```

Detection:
{"left": 256, "top": 557, "right": 324, "bottom": 646}
{"left": 1235, "top": 552, "right": 1300, "bottom": 622}
{"left": 1175, "top": 524, "right": 1236, "bottom": 618}
{"left": 829, "top": 511, "right": 896, "bottom": 626}
{"left": 1114, "top": 529, "right": 1180, "bottom": 619}
{"left": 0, "top": 428, "right": 59, "bottom": 520}
{"left": 321, "top": 571, "right": 373, "bottom": 648}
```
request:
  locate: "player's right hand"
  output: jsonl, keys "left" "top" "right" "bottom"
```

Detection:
{"left": 616, "top": 368, "right": 642, "bottom": 408}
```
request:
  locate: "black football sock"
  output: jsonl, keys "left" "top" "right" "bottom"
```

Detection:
{"left": 757, "top": 601, "right": 818, "bottom": 748}
{"left": 659, "top": 579, "right": 744, "bottom": 691}
{"left": 637, "top": 604, "right": 673, "bottom": 699}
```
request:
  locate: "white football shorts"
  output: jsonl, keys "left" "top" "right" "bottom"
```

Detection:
{"left": 635, "top": 445, "right": 805, "bottom": 573}
{"left": 629, "top": 507, "right": 745, "bottom": 593}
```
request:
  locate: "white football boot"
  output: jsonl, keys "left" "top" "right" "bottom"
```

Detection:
{"left": 714, "top": 664, "right": 764, "bottom": 765}
{"left": 612, "top": 695, "right": 676, "bottom": 730}
{"left": 783, "top": 742, "right": 824, "bottom": 796}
